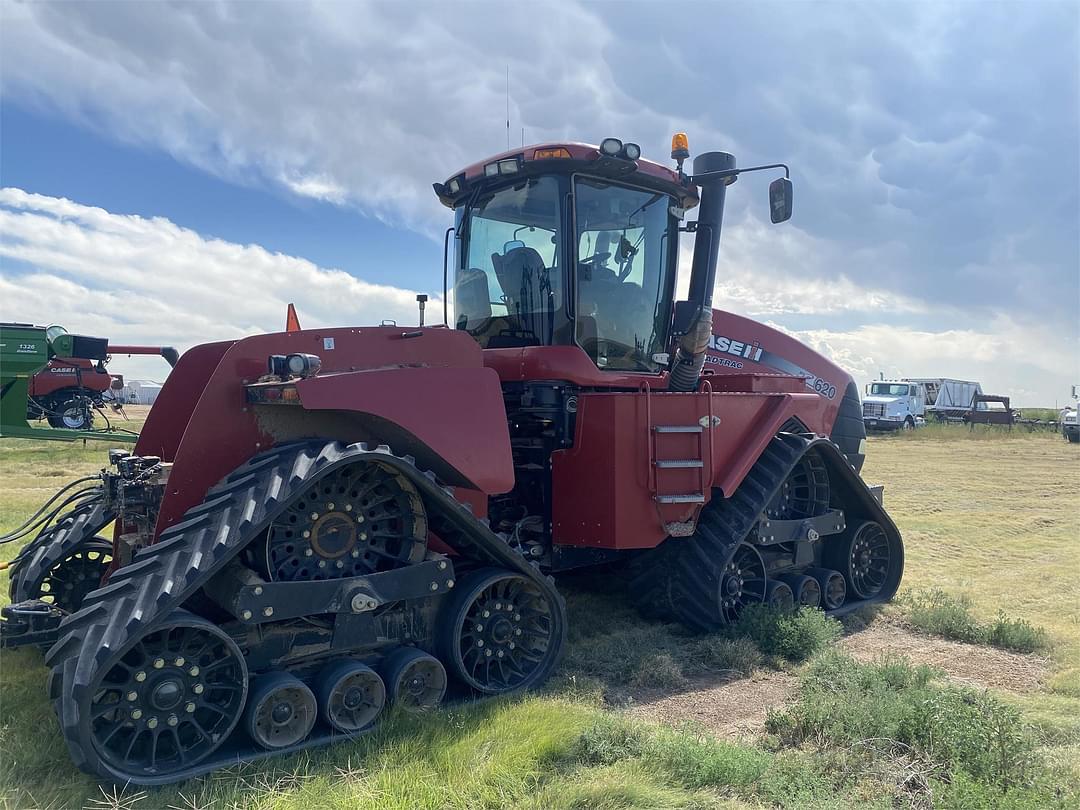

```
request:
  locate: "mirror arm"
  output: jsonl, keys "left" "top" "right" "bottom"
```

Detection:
{"left": 689, "top": 162, "right": 790, "bottom": 183}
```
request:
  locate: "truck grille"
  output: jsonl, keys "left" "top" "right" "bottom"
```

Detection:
{"left": 863, "top": 403, "right": 886, "bottom": 419}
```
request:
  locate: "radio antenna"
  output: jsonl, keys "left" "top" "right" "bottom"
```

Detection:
{"left": 505, "top": 66, "right": 510, "bottom": 150}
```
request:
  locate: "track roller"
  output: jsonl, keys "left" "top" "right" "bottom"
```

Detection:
{"left": 807, "top": 568, "right": 847, "bottom": 610}
{"left": 382, "top": 648, "right": 447, "bottom": 711}
{"left": 315, "top": 660, "right": 386, "bottom": 733}
{"left": 437, "top": 567, "right": 565, "bottom": 694}
{"left": 781, "top": 573, "right": 822, "bottom": 608}
{"left": 245, "top": 672, "right": 317, "bottom": 750}
{"left": 765, "top": 580, "right": 794, "bottom": 611}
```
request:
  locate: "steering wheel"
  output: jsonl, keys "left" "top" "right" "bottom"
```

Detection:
{"left": 579, "top": 252, "right": 611, "bottom": 266}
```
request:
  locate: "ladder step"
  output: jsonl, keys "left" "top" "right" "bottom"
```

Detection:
{"left": 655, "top": 459, "right": 704, "bottom": 469}
{"left": 654, "top": 425, "right": 702, "bottom": 434}
{"left": 655, "top": 493, "right": 706, "bottom": 504}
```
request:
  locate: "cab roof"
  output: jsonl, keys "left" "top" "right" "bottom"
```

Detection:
{"left": 433, "top": 141, "right": 700, "bottom": 210}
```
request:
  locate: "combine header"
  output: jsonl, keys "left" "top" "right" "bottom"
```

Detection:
{"left": 1, "top": 135, "right": 903, "bottom": 783}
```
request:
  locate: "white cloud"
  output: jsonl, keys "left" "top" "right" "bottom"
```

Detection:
{"left": 0, "top": 1, "right": 730, "bottom": 236}
{"left": 769, "top": 319, "right": 1079, "bottom": 408}
{"left": 0, "top": 187, "right": 431, "bottom": 380}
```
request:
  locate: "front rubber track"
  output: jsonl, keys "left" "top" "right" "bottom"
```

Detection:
{"left": 43, "top": 441, "right": 564, "bottom": 784}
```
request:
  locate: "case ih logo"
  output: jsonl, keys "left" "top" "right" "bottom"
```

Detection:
{"left": 708, "top": 334, "right": 763, "bottom": 362}
{"left": 50, "top": 367, "right": 77, "bottom": 374}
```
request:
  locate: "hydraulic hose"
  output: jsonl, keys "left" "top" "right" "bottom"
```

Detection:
{"left": 0, "top": 483, "right": 101, "bottom": 545}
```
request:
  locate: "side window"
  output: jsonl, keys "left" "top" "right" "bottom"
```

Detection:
{"left": 454, "top": 176, "right": 562, "bottom": 347}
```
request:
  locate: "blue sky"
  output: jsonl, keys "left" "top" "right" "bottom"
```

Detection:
{"left": 1, "top": 0, "right": 1077, "bottom": 404}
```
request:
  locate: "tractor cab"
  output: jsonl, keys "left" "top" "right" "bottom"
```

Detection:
{"left": 436, "top": 140, "right": 696, "bottom": 373}
{"left": 435, "top": 137, "right": 792, "bottom": 385}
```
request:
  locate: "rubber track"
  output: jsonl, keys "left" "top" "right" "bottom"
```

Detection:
{"left": 9, "top": 496, "right": 114, "bottom": 604}
{"left": 43, "top": 441, "right": 563, "bottom": 782}
{"left": 633, "top": 433, "right": 897, "bottom": 632}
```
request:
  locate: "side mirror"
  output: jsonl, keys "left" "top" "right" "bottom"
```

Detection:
{"left": 769, "top": 177, "right": 793, "bottom": 223}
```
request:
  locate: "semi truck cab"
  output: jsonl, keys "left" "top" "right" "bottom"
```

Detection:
{"left": 862, "top": 380, "right": 924, "bottom": 431}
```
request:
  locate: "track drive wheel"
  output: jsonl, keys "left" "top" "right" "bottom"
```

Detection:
{"left": 764, "top": 450, "right": 830, "bottom": 520}
{"left": 260, "top": 462, "right": 427, "bottom": 582}
{"left": 437, "top": 567, "right": 565, "bottom": 695}
{"left": 33, "top": 537, "right": 112, "bottom": 613}
{"left": 315, "top": 660, "right": 385, "bottom": 733}
{"left": 382, "top": 648, "right": 446, "bottom": 711}
{"left": 83, "top": 611, "right": 247, "bottom": 778}
{"left": 245, "top": 672, "right": 317, "bottom": 750}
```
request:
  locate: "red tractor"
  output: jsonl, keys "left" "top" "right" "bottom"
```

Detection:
{"left": 1, "top": 136, "right": 902, "bottom": 784}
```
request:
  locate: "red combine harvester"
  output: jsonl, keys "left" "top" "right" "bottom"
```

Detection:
{"left": 1, "top": 136, "right": 901, "bottom": 783}
{"left": 27, "top": 345, "right": 180, "bottom": 431}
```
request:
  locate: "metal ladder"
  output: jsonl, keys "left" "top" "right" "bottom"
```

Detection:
{"left": 642, "top": 382, "right": 714, "bottom": 522}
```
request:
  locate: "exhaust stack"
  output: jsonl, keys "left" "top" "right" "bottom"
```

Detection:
{"left": 669, "top": 151, "right": 736, "bottom": 393}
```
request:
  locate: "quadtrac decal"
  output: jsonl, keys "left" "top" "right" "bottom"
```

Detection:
{"left": 707, "top": 333, "right": 838, "bottom": 400}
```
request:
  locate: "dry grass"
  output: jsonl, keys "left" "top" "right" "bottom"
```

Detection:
{"left": 862, "top": 431, "right": 1080, "bottom": 692}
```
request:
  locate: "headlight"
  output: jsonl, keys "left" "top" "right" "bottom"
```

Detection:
{"left": 286, "top": 353, "right": 322, "bottom": 378}
{"left": 599, "top": 137, "right": 623, "bottom": 156}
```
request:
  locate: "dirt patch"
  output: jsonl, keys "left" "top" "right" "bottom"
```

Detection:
{"left": 621, "top": 619, "right": 1050, "bottom": 742}
{"left": 840, "top": 620, "right": 1051, "bottom": 693}
{"left": 625, "top": 670, "right": 798, "bottom": 740}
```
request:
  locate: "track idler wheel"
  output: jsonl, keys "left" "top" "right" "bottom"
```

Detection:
{"left": 34, "top": 537, "right": 112, "bottom": 613}
{"left": 382, "top": 648, "right": 446, "bottom": 711}
{"left": 437, "top": 567, "right": 565, "bottom": 695}
{"left": 315, "top": 660, "right": 386, "bottom": 733}
{"left": 717, "top": 542, "right": 768, "bottom": 624}
{"left": 260, "top": 462, "right": 427, "bottom": 582}
{"left": 828, "top": 520, "right": 895, "bottom": 600}
{"left": 807, "top": 568, "right": 847, "bottom": 610}
{"left": 85, "top": 611, "right": 248, "bottom": 777}
{"left": 781, "top": 573, "right": 822, "bottom": 609}
{"left": 765, "top": 450, "right": 830, "bottom": 521}
{"left": 245, "top": 673, "right": 317, "bottom": 750}
{"left": 766, "top": 580, "right": 795, "bottom": 612}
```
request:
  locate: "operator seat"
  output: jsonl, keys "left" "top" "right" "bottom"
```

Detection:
{"left": 490, "top": 247, "right": 553, "bottom": 343}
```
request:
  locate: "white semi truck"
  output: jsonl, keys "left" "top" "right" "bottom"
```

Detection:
{"left": 862, "top": 377, "right": 983, "bottom": 431}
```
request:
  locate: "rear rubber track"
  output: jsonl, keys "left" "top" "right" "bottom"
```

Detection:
{"left": 44, "top": 440, "right": 564, "bottom": 784}
{"left": 633, "top": 433, "right": 901, "bottom": 631}
{"left": 8, "top": 495, "right": 114, "bottom": 604}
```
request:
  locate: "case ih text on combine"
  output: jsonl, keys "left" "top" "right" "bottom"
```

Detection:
{"left": 0, "top": 136, "right": 903, "bottom": 784}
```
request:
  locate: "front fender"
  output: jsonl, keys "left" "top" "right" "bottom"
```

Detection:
{"left": 296, "top": 366, "right": 514, "bottom": 494}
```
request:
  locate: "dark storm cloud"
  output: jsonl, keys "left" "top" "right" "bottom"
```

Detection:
{"left": 597, "top": 1, "right": 1079, "bottom": 324}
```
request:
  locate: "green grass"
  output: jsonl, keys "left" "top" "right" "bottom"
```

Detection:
{"left": 0, "top": 426, "right": 1078, "bottom": 807}
{"left": 903, "top": 589, "right": 1049, "bottom": 653}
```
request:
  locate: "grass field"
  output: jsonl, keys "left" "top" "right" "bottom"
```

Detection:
{"left": 1, "top": 422, "right": 1077, "bottom": 809}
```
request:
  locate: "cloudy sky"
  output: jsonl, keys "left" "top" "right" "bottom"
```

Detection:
{"left": 1, "top": 0, "right": 1077, "bottom": 405}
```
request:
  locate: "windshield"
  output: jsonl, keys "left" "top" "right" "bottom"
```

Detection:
{"left": 574, "top": 177, "right": 675, "bottom": 371}
{"left": 454, "top": 176, "right": 564, "bottom": 348}
{"left": 870, "top": 383, "right": 914, "bottom": 397}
